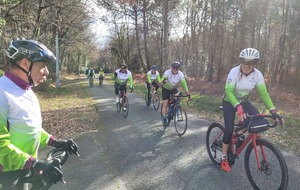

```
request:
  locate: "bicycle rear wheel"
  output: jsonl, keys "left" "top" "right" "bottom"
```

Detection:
{"left": 245, "top": 138, "right": 288, "bottom": 190}
{"left": 152, "top": 92, "right": 160, "bottom": 111}
{"left": 174, "top": 106, "right": 187, "bottom": 136}
{"left": 122, "top": 96, "right": 129, "bottom": 118}
{"left": 206, "top": 122, "right": 224, "bottom": 167}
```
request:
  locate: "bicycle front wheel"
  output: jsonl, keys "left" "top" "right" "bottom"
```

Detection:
{"left": 206, "top": 122, "right": 224, "bottom": 167}
{"left": 174, "top": 106, "right": 187, "bottom": 136}
{"left": 152, "top": 92, "right": 160, "bottom": 111}
{"left": 116, "top": 102, "right": 121, "bottom": 113}
{"left": 122, "top": 96, "right": 129, "bottom": 118}
{"left": 245, "top": 138, "right": 288, "bottom": 190}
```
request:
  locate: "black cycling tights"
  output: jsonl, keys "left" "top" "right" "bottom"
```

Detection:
{"left": 222, "top": 100, "right": 259, "bottom": 144}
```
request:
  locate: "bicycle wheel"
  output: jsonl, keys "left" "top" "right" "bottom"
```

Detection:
{"left": 174, "top": 106, "right": 187, "bottom": 136}
{"left": 206, "top": 122, "right": 224, "bottom": 167}
{"left": 122, "top": 96, "right": 129, "bottom": 118}
{"left": 116, "top": 102, "right": 121, "bottom": 113}
{"left": 244, "top": 138, "right": 288, "bottom": 190}
{"left": 152, "top": 92, "right": 160, "bottom": 111}
{"left": 145, "top": 91, "right": 150, "bottom": 107}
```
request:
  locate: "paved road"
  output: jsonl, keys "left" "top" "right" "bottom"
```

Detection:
{"left": 50, "top": 77, "right": 300, "bottom": 190}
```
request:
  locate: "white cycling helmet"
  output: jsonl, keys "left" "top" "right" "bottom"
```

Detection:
{"left": 239, "top": 48, "right": 260, "bottom": 61}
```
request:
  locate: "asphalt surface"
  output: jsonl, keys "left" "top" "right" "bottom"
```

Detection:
{"left": 48, "top": 77, "right": 300, "bottom": 190}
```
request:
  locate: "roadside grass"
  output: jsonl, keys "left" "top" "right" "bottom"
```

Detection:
{"left": 36, "top": 75, "right": 98, "bottom": 139}
{"left": 133, "top": 83, "right": 300, "bottom": 156}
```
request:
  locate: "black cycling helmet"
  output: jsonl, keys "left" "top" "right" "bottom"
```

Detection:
{"left": 6, "top": 39, "right": 56, "bottom": 86}
{"left": 151, "top": 65, "right": 158, "bottom": 70}
{"left": 6, "top": 39, "right": 56, "bottom": 64}
{"left": 171, "top": 61, "right": 181, "bottom": 69}
{"left": 120, "top": 63, "right": 127, "bottom": 69}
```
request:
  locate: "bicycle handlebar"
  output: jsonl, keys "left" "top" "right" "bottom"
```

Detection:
{"left": 18, "top": 147, "right": 78, "bottom": 190}
{"left": 243, "top": 114, "right": 281, "bottom": 128}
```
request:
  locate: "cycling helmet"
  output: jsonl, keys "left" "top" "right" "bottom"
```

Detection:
{"left": 151, "top": 65, "right": 158, "bottom": 70}
{"left": 171, "top": 61, "right": 181, "bottom": 69}
{"left": 120, "top": 63, "right": 127, "bottom": 69}
{"left": 6, "top": 39, "right": 55, "bottom": 86}
{"left": 6, "top": 39, "right": 56, "bottom": 63}
{"left": 239, "top": 48, "right": 260, "bottom": 61}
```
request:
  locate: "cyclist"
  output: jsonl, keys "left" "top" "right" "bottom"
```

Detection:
{"left": 0, "top": 39, "right": 79, "bottom": 188}
{"left": 221, "top": 48, "right": 284, "bottom": 172}
{"left": 145, "top": 65, "right": 161, "bottom": 105}
{"left": 99, "top": 68, "right": 105, "bottom": 85}
{"left": 161, "top": 61, "right": 189, "bottom": 127}
{"left": 112, "top": 63, "right": 133, "bottom": 111}
{"left": 88, "top": 68, "right": 95, "bottom": 86}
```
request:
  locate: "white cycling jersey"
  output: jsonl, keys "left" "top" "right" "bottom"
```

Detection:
{"left": 147, "top": 70, "right": 159, "bottom": 81}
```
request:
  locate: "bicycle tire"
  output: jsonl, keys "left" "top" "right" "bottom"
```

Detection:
{"left": 145, "top": 91, "right": 150, "bottom": 107}
{"left": 174, "top": 106, "right": 187, "bottom": 136}
{"left": 122, "top": 96, "right": 129, "bottom": 118}
{"left": 244, "top": 138, "right": 288, "bottom": 190}
{"left": 206, "top": 122, "right": 224, "bottom": 167}
{"left": 116, "top": 100, "right": 121, "bottom": 113}
{"left": 152, "top": 92, "right": 160, "bottom": 111}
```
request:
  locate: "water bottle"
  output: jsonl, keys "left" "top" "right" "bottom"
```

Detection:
{"left": 119, "top": 98, "right": 123, "bottom": 103}
{"left": 236, "top": 135, "right": 245, "bottom": 150}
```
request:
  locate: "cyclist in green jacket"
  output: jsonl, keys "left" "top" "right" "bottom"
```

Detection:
{"left": 161, "top": 61, "right": 189, "bottom": 127}
{"left": 112, "top": 63, "right": 133, "bottom": 110}
{"left": 0, "top": 39, "right": 78, "bottom": 188}
{"left": 221, "top": 48, "right": 284, "bottom": 172}
{"left": 145, "top": 65, "right": 161, "bottom": 105}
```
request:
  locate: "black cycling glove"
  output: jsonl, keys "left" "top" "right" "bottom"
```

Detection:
{"left": 52, "top": 139, "right": 79, "bottom": 156}
{"left": 270, "top": 109, "right": 284, "bottom": 126}
{"left": 31, "top": 158, "right": 63, "bottom": 185}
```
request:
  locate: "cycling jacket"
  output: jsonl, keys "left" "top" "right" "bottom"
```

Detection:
{"left": 0, "top": 72, "right": 52, "bottom": 172}
{"left": 224, "top": 65, "right": 275, "bottom": 110}
{"left": 112, "top": 69, "right": 133, "bottom": 88}
{"left": 146, "top": 70, "right": 161, "bottom": 83}
{"left": 161, "top": 69, "right": 188, "bottom": 91}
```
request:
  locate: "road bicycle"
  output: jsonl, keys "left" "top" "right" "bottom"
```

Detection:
{"left": 99, "top": 75, "right": 104, "bottom": 87}
{"left": 161, "top": 93, "right": 190, "bottom": 136}
{"left": 89, "top": 76, "right": 94, "bottom": 87}
{"left": 116, "top": 86, "right": 133, "bottom": 118}
{"left": 144, "top": 85, "right": 160, "bottom": 110}
{"left": 10, "top": 146, "right": 79, "bottom": 190}
{"left": 206, "top": 111, "right": 288, "bottom": 190}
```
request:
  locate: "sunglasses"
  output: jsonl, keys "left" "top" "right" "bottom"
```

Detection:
{"left": 241, "top": 60, "right": 258, "bottom": 66}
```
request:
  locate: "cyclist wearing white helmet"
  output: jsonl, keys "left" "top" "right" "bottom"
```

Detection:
{"left": 0, "top": 39, "right": 78, "bottom": 188}
{"left": 112, "top": 63, "right": 133, "bottom": 110}
{"left": 160, "top": 61, "right": 189, "bottom": 127}
{"left": 220, "top": 48, "right": 284, "bottom": 172}
{"left": 145, "top": 65, "right": 161, "bottom": 105}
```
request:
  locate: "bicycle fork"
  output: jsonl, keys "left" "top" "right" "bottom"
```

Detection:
{"left": 252, "top": 136, "right": 267, "bottom": 171}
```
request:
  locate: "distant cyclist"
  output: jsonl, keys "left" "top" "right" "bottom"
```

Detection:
{"left": 145, "top": 65, "right": 161, "bottom": 105}
{"left": 161, "top": 61, "right": 189, "bottom": 127}
{"left": 0, "top": 39, "right": 78, "bottom": 188}
{"left": 112, "top": 63, "right": 133, "bottom": 110}
{"left": 88, "top": 68, "right": 95, "bottom": 86}
{"left": 220, "top": 48, "right": 284, "bottom": 172}
{"left": 99, "top": 69, "right": 105, "bottom": 86}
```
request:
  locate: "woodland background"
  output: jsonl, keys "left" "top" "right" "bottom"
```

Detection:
{"left": 1, "top": 0, "right": 300, "bottom": 94}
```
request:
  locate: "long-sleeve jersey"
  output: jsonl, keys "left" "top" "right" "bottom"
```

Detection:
{"left": 112, "top": 69, "right": 133, "bottom": 87}
{"left": 0, "top": 72, "right": 51, "bottom": 172}
{"left": 146, "top": 70, "right": 161, "bottom": 83}
{"left": 161, "top": 69, "right": 188, "bottom": 91}
{"left": 224, "top": 65, "right": 275, "bottom": 110}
